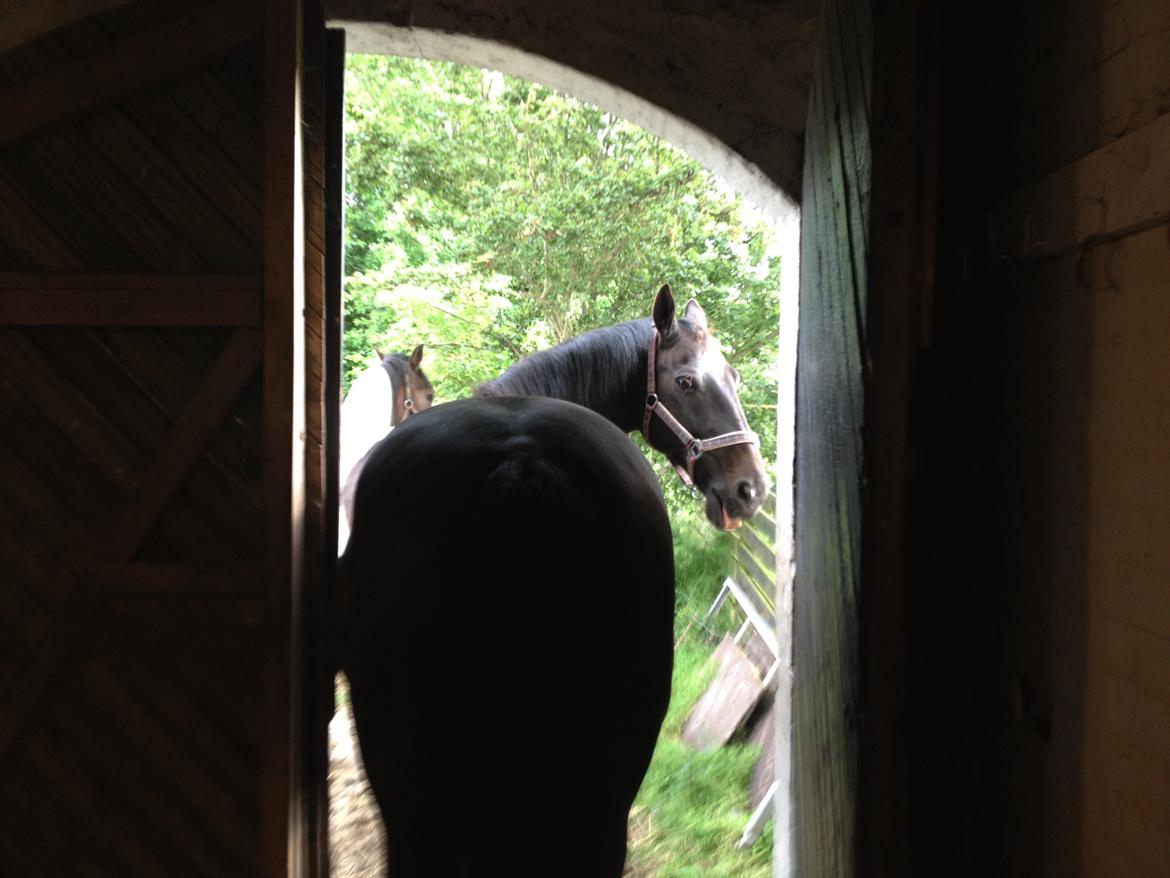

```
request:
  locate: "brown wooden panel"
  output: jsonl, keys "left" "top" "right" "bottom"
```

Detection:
{"left": 109, "top": 329, "right": 261, "bottom": 556}
{"left": 0, "top": 21, "right": 264, "bottom": 275}
{"left": 0, "top": 153, "right": 148, "bottom": 271}
{"left": 73, "top": 110, "right": 261, "bottom": 268}
{"left": 0, "top": 2, "right": 273, "bottom": 869}
{"left": 90, "top": 561, "right": 263, "bottom": 597}
{"left": 0, "top": 172, "right": 87, "bottom": 269}
{"left": 34, "top": 597, "right": 267, "bottom": 874}
{"left": 0, "top": 328, "right": 144, "bottom": 494}
{"left": 0, "top": 0, "right": 263, "bottom": 149}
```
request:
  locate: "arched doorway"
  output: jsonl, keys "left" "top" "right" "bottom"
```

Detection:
{"left": 322, "top": 36, "right": 800, "bottom": 876}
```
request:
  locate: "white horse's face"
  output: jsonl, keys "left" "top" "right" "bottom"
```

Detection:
{"left": 382, "top": 344, "right": 434, "bottom": 425}
{"left": 339, "top": 346, "right": 435, "bottom": 486}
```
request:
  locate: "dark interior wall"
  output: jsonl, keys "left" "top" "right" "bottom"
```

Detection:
{"left": 918, "top": 1, "right": 1170, "bottom": 874}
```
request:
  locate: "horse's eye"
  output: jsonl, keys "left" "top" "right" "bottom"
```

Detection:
{"left": 426, "top": 393, "right": 434, "bottom": 403}
{"left": 676, "top": 375, "right": 694, "bottom": 392}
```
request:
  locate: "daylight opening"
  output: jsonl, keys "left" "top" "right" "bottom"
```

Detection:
{"left": 330, "top": 44, "right": 797, "bottom": 878}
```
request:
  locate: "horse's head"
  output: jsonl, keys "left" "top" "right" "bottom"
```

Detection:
{"left": 644, "top": 285, "right": 770, "bottom": 530}
{"left": 378, "top": 344, "right": 435, "bottom": 425}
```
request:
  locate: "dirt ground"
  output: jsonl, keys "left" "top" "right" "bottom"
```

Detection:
{"left": 329, "top": 677, "right": 386, "bottom": 877}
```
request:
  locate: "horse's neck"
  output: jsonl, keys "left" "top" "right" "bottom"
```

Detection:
{"left": 340, "top": 365, "right": 396, "bottom": 483}
{"left": 479, "top": 321, "right": 650, "bottom": 434}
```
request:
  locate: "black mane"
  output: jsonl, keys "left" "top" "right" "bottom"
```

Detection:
{"left": 475, "top": 319, "right": 651, "bottom": 428}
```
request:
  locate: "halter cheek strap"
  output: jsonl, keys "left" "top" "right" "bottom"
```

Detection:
{"left": 641, "top": 327, "right": 759, "bottom": 488}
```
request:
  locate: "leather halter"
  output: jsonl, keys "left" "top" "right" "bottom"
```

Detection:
{"left": 384, "top": 358, "right": 419, "bottom": 426}
{"left": 641, "top": 327, "right": 759, "bottom": 488}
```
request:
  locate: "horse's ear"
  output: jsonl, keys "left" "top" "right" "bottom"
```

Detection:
{"left": 410, "top": 344, "right": 424, "bottom": 371}
{"left": 683, "top": 298, "right": 708, "bottom": 331}
{"left": 374, "top": 347, "right": 385, "bottom": 361}
{"left": 652, "top": 284, "right": 677, "bottom": 338}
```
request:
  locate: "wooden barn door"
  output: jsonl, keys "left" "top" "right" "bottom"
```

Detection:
{"left": 0, "top": 1, "right": 327, "bottom": 874}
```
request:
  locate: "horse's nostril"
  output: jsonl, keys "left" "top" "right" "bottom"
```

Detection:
{"left": 737, "top": 480, "right": 757, "bottom": 505}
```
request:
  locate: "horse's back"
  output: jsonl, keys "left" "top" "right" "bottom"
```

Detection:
{"left": 342, "top": 397, "right": 675, "bottom": 877}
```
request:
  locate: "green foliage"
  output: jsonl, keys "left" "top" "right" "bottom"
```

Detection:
{"left": 667, "top": 500, "right": 735, "bottom": 627}
{"left": 626, "top": 636, "right": 773, "bottom": 878}
{"left": 343, "top": 54, "right": 780, "bottom": 465}
{"left": 615, "top": 517, "right": 771, "bottom": 877}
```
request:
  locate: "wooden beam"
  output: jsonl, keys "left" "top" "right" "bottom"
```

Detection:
{"left": 90, "top": 562, "right": 264, "bottom": 598}
{"left": 0, "top": 328, "right": 262, "bottom": 759}
{"left": 0, "top": 274, "right": 262, "bottom": 326}
{"left": 0, "top": 586, "right": 102, "bottom": 760}
{"left": 107, "top": 328, "right": 262, "bottom": 560}
{"left": 0, "top": 0, "right": 264, "bottom": 149}
{"left": 262, "top": 0, "right": 307, "bottom": 873}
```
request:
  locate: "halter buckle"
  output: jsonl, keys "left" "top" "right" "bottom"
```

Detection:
{"left": 645, "top": 392, "right": 658, "bottom": 409}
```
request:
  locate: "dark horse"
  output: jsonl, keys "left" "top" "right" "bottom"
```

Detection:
{"left": 477, "top": 284, "right": 768, "bottom": 530}
{"left": 341, "top": 286, "right": 768, "bottom": 876}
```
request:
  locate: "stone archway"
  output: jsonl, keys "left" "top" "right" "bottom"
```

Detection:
{"left": 326, "top": 0, "right": 820, "bottom": 208}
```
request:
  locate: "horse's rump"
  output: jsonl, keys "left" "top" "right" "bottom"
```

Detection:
{"left": 342, "top": 397, "right": 674, "bottom": 876}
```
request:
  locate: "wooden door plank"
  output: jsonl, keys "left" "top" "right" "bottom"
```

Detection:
{"left": 0, "top": 0, "right": 263, "bottom": 149}
{"left": 261, "top": 0, "right": 307, "bottom": 874}
{"left": 0, "top": 172, "right": 87, "bottom": 270}
{"left": 107, "top": 328, "right": 261, "bottom": 559}
{"left": 0, "top": 328, "right": 262, "bottom": 759}
{"left": 0, "top": 330, "right": 142, "bottom": 495}
{"left": 0, "top": 272, "right": 259, "bottom": 290}
{"left": 0, "top": 586, "right": 102, "bottom": 758}
{"left": 89, "top": 561, "right": 264, "bottom": 598}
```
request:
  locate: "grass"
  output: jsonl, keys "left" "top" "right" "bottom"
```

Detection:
{"left": 623, "top": 504, "right": 774, "bottom": 878}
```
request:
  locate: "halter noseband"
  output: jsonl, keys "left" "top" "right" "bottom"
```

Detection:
{"left": 641, "top": 327, "right": 759, "bottom": 488}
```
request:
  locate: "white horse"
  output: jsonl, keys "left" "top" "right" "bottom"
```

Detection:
{"left": 338, "top": 346, "right": 432, "bottom": 554}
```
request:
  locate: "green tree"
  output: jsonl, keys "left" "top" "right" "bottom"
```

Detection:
{"left": 344, "top": 53, "right": 780, "bottom": 463}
